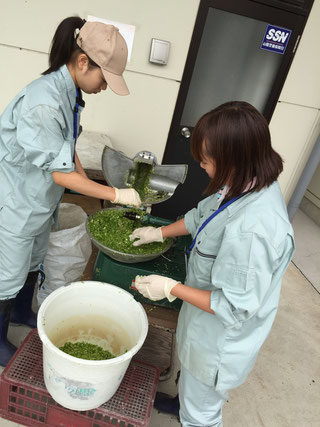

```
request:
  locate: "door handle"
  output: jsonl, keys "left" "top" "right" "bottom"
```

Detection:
{"left": 181, "top": 127, "right": 191, "bottom": 138}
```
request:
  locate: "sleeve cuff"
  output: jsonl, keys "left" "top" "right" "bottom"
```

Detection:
{"left": 210, "top": 290, "right": 242, "bottom": 330}
{"left": 184, "top": 208, "right": 198, "bottom": 237}
{"left": 47, "top": 139, "right": 75, "bottom": 173}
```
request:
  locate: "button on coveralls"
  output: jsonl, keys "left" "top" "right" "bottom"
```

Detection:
{"left": 0, "top": 65, "right": 81, "bottom": 299}
{"left": 177, "top": 182, "right": 295, "bottom": 426}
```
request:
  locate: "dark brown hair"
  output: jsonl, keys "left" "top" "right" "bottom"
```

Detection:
{"left": 42, "top": 16, "right": 98, "bottom": 75}
{"left": 191, "top": 101, "right": 283, "bottom": 198}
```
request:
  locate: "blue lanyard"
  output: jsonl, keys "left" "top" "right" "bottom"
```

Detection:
{"left": 187, "top": 192, "right": 248, "bottom": 254}
{"left": 73, "top": 88, "right": 80, "bottom": 162}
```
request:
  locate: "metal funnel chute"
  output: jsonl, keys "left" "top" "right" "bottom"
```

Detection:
{"left": 101, "top": 146, "right": 188, "bottom": 205}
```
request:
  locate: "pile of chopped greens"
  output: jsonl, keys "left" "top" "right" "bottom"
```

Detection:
{"left": 59, "top": 341, "right": 115, "bottom": 360}
{"left": 87, "top": 208, "right": 171, "bottom": 255}
{"left": 132, "top": 162, "right": 154, "bottom": 201}
{"left": 128, "top": 162, "right": 168, "bottom": 203}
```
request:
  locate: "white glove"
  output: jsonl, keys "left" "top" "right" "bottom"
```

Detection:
{"left": 129, "top": 227, "right": 163, "bottom": 246}
{"left": 134, "top": 274, "right": 178, "bottom": 302}
{"left": 112, "top": 188, "right": 141, "bottom": 207}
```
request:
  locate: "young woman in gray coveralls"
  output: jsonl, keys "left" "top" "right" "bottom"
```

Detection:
{"left": 130, "top": 102, "right": 295, "bottom": 426}
{"left": 0, "top": 17, "right": 141, "bottom": 367}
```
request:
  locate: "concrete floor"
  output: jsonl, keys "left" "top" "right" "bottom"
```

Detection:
{"left": 0, "top": 208, "right": 319, "bottom": 426}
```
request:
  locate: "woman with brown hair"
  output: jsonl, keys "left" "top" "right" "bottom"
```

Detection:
{"left": 130, "top": 101, "right": 295, "bottom": 426}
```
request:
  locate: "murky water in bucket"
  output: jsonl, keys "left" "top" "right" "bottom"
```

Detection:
{"left": 49, "top": 314, "right": 133, "bottom": 356}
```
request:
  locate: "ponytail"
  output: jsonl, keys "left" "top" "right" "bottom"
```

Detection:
{"left": 42, "top": 16, "right": 86, "bottom": 75}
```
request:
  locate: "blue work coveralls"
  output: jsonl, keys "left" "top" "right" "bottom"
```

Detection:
{"left": 0, "top": 65, "right": 82, "bottom": 299}
{"left": 177, "top": 181, "right": 295, "bottom": 425}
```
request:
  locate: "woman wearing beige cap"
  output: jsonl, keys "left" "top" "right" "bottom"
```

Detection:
{"left": 0, "top": 16, "right": 140, "bottom": 367}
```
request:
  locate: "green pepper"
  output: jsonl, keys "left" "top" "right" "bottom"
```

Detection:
{"left": 59, "top": 341, "right": 115, "bottom": 360}
{"left": 128, "top": 162, "right": 168, "bottom": 203}
{"left": 87, "top": 209, "right": 171, "bottom": 255}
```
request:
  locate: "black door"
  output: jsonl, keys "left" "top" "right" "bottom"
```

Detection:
{"left": 152, "top": 0, "right": 314, "bottom": 220}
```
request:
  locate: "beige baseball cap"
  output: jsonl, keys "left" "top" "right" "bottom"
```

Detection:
{"left": 77, "top": 21, "right": 129, "bottom": 96}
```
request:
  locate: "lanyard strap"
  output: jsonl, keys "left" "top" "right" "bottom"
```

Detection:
{"left": 73, "top": 89, "right": 80, "bottom": 141}
{"left": 187, "top": 192, "right": 248, "bottom": 254}
{"left": 73, "top": 88, "right": 80, "bottom": 162}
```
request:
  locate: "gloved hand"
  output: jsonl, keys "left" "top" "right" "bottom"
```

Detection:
{"left": 129, "top": 227, "right": 163, "bottom": 246}
{"left": 134, "top": 274, "right": 179, "bottom": 302}
{"left": 112, "top": 188, "right": 141, "bottom": 207}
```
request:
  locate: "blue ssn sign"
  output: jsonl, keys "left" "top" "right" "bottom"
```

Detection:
{"left": 260, "top": 24, "right": 292, "bottom": 54}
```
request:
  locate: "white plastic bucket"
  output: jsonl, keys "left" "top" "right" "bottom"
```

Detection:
{"left": 37, "top": 281, "right": 148, "bottom": 411}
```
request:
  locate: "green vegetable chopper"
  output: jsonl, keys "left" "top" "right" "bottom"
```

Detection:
{"left": 89, "top": 146, "right": 190, "bottom": 310}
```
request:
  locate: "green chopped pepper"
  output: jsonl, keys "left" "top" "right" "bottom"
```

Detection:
{"left": 87, "top": 208, "right": 171, "bottom": 255}
{"left": 59, "top": 341, "right": 115, "bottom": 360}
{"left": 127, "top": 162, "right": 168, "bottom": 203}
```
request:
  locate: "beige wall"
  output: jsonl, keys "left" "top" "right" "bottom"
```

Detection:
{"left": 0, "top": 0, "right": 319, "bottom": 203}
{"left": 269, "top": 0, "right": 320, "bottom": 202}
{"left": 0, "top": 0, "right": 200, "bottom": 161}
